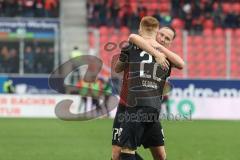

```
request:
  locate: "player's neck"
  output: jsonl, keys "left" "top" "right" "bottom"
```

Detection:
{"left": 140, "top": 31, "right": 157, "bottom": 40}
{"left": 142, "top": 35, "right": 155, "bottom": 39}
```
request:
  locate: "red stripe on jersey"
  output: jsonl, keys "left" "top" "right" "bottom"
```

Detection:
{"left": 119, "top": 66, "right": 129, "bottom": 106}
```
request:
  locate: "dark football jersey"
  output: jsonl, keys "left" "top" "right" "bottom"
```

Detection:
{"left": 126, "top": 42, "right": 171, "bottom": 109}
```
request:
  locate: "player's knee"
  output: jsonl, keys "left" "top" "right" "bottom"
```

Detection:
{"left": 155, "top": 152, "right": 166, "bottom": 160}
{"left": 112, "top": 151, "right": 121, "bottom": 160}
{"left": 112, "top": 145, "right": 121, "bottom": 160}
{"left": 112, "top": 151, "right": 120, "bottom": 160}
{"left": 112, "top": 153, "right": 120, "bottom": 160}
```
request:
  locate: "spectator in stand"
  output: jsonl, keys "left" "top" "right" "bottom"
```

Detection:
{"left": 98, "top": 0, "right": 108, "bottom": 26}
{"left": 87, "top": 0, "right": 96, "bottom": 26}
{"left": 85, "top": 0, "right": 240, "bottom": 33}
{"left": 213, "top": 2, "right": 224, "bottom": 28}
{"left": 0, "top": 0, "right": 59, "bottom": 17}
{"left": 0, "top": 0, "right": 4, "bottom": 16}
{"left": 153, "top": 9, "right": 162, "bottom": 22}
{"left": 22, "top": 0, "right": 35, "bottom": 17}
{"left": 129, "top": 10, "right": 140, "bottom": 33}
{"left": 137, "top": 3, "right": 147, "bottom": 19}
{"left": 191, "top": 1, "right": 202, "bottom": 19}
{"left": 184, "top": 13, "right": 193, "bottom": 31}
{"left": 160, "top": 12, "right": 172, "bottom": 26}
{"left": 110, "top": 0, "right": 120, "bottom": 28}
{"left": 171, "top": 0, "right": 182, "bottom": 18}
{"left": 192, "top": 16, "right": 204, "bottom": 34}
{"left": 122, "top": 4, "right": 133, "bottom": 27}
{"left": 153, "top": 9, "right": 172, "bottom": 26}
{"left": 42, "top": 47, "right": 48, "bottom": 73}
{"left": 45, "top": 0, "right": 59, "bottom": 17}
{"left": 24, "top": 46, "right": 35, "bottom": 73}
{"left": 1, "top": 46, "right": 10, "bottom": 73}
{"left": 46, "top": 47, "right": 54, "bottom": 73}
{"left": 4, "top": 0, "right": 18, "bottom": 17}
{"left": 237, "top": 14, "right": 240, "bottom": 27}
{"left": 224, "top": 11, "right": 238, "bottom": 28}
{"left": 35, "top": 46, "right": 45, "bottom": 73}
{"left": 9, "top": 48, "right": 19, "bottom": 73}
{"left": 0, "top": 45, "right": 4, "bottom": 73}
{"left": 204, "top": 0, "right": 214, "bottom": 16}
{"left": 35, "top": 0, "right": 45, "bottom": 17}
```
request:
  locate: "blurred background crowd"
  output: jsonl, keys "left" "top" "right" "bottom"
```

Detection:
{"left": 87, "top": 0, "right": 240, "bottom": 34}
{"left": 0, "top": 42, "right": 54, "bottom": 74}
{"left": 0, "top": 0, "right": 240, "bottom": 78}
{"left": 0, "top": 0, "right": 59, "bottom": 17}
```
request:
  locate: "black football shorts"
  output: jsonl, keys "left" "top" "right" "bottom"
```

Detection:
{"left": 112, "top": 104, "right": 126, "bottom": 146}
{"left": 119, "top": 106, "right": 165, "bottom": 150}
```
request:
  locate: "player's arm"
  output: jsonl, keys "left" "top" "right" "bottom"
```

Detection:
{"left": 115, "top": 51, "right": 128, "bottom": 73}
{"left": 129, "top": 34, "right": 185, "bottom": 70}
{"left": 128, "top": 34, "right": 169, "bottom": 70}
{"left": 115, "top": 60, "right": 126, "bottom": 73}
{"left": 155, "top": 43, "right": 185, "bottom": 70}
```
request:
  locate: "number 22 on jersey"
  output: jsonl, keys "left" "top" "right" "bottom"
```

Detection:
{"left": 139, "top": 51, "right": 162, "bottom": 82}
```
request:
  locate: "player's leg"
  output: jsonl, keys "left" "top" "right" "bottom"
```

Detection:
{"left": 149, "top": 146, "right": 166, "bottom": 160}
{"left": 135, "top": 152, "right": 144, "bottom": 160}
{"left": 112, "top": 105, "right": 125, "bottom": 160}
{"left": 112, "top": 145, "right": 143, "bottom": 160}
{"left": 120, "top": 148, "right": 136, "bottom": 160}
{"left": 119, "top": 107, "right": 144, "bottom": 160}
{"left": 142, "top": 120, "right": 166, "bottom": 160}
{"left": 112, "top": 145, "right": 121, "bottom": 160}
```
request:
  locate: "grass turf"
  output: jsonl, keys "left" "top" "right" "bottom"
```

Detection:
{"left": 0, "top": 118, "right": 240, "bottom": 160}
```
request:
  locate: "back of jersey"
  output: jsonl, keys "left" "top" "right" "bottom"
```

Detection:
{"left": 127, "top": 42, "right": 171, "bottom": 110}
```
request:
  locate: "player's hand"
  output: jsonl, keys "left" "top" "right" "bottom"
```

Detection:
{"left": 155, "top": 54, "right": 170, "bottom": 70}
{"left": 119, "top": 53, "right": 128, "bottom": 63}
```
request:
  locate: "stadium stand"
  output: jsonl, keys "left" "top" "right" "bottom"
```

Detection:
{"left": 0, "top": 0, "right": 59, "bottom": 18}
{"left": 87, "top": 0, "right": 240, "bottom": 78}
{"left": 0, "top": 0, "right": 59, "bottom": 74}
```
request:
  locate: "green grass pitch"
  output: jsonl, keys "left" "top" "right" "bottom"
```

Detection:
{"left": 0, "top": 118, "right": 240, "bottom": 160}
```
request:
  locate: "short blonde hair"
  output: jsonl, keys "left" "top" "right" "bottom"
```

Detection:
{"left": 140, "top": 16, "right": 160, "bottom": 32}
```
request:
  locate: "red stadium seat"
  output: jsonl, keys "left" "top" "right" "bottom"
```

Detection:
{"left": 171, "top": 18, "right": 184, "bottom": 29}
{"left": 120, "top": 26, "right": 130, "bottom": 35}
{"left": 100, "top": 35, "right": 108, "bottom": 43}
{"left": 214, "top": 38, "right": 225, "bottom": 46}
{"left": 231, "top": 63, "right": 238, "bottom": 71}
{"left": 160, "top": 0, "right": 169, "bottom": 3}
{"left": 203, "top": 29, "right": 213, "bottom": 36}
{"left": 119, "top": 34, "right": 129, "bottom": 43}
{"left": 233, "top": 3, "right": 240, "bottom": 13}
{"left": 87, "top": 1, "right": 240, "bottom": 79}
{"left": 203, "top": 19, "right": 214, "bottom": 29}
{"left": 234, "top": 29, "right": 240, "bottom": 36}
{"left": 159, "top": 2, "right": 170, "bottom": 12}
{"left": 174, "top": 38, "right": 182, "bottom": 45}
{"left": 222, "top": 3, "right": 231, "bottom": 13}
{"left": 213, "top": 28, "right": 224, "bottom": 36}
{"left": 108, "top": 34, "right": 119, "bottom": 44}
{"left": 129, "top": 0, "right": 136, "bottom": 3}
{"left": 213, "top": 2, "right": 218, "bottom": 11}
{"left": 187, "top": 36, "right": 194, "bottom": 44}
{"left": 193, "top": 36, "right": 202, "bottom": 45}
{"left": 107, "top": 26, "right": 115, "bottom": 36}
{"left": 149, "top": 3, "right": 158, "bottom": 12}
{"left": 131, "top": 2, "right": 137, "bottom": 12}
{"left": 99, "top": 26, "right": 108, "bottom": 35}
{"left": 204, "top": 37, "right": 213, "bottom": 45}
